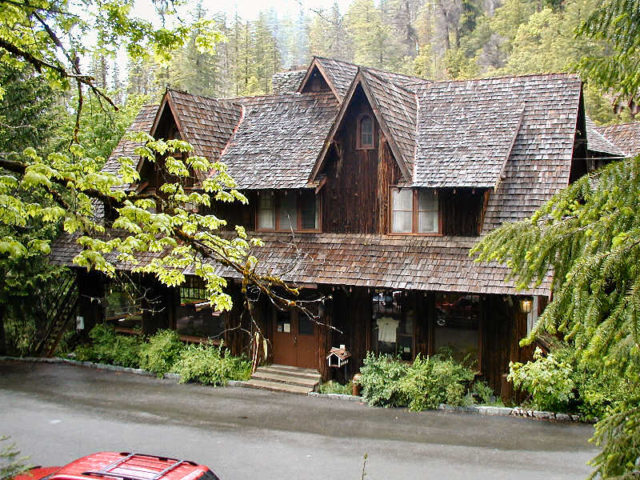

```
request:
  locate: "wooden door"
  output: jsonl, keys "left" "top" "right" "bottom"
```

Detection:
{"left": 295, "top": 313, "right": 318, "bottom": 369}
{"left": 272, "top": 309, "right": 296, "bottom": 366}
{"left": 272, "top": 309, "right": 318, "bottom": 369}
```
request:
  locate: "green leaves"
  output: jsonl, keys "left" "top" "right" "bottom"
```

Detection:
{"left": 473, "top": 157, "right": 640, "bottom": 478}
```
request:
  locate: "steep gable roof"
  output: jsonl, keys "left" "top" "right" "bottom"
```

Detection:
{"left": 361, "top": 69, "right": 417, "bottom": 179}
{"left": 218, "top": 92, "right": 339, "bottom": 189}
{"left": 163, "top": 89, "right": 243, "bottom": 166}
{"left": 413, "top": 79, "right": 525, "bottom": 188}
{"left": 308, "top": 68, "right": 417, "bottom": 183}
{"left": 102, "top": 104, "right": 158, "bottom": 176}
{"left": 481, "top": 74, "right": 582, "bottom": 230}
{"left": 596, "top": 122, "right": 640, "bottom": 157}
{"left": 307, "top": 57, "right": 358, "bottom": 100}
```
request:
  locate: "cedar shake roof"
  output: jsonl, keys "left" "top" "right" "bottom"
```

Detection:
{"left": 585, "top": 117, "right": 626, "bottom": 157}
{"left": 234, "top": 233, "right": 550, "bottom": 296}
{"left": 479, "top": 74, "right": 582, "bottom": 231}
{"left": 165, "top": 89, "right": 242, "bottom": 165}
{"left": 50, "top": 232, "right": 550, "bottom": 297}
{"left": 102, "top": 104, "right": 158, "bottom": 175}
{"left": 413, "top": 79, "right": 525, "bottom": 188}
{"left": 313, "top": 57, "right": 358, "bottom": 100}
{"left": 219, "top": 92, "right": 339, "bottom": 189}
{"left": 596, "top": 122, "right": 640, "bottom": 157}
{"left": 361, "top": 69, "right": 418, "bottom": 179}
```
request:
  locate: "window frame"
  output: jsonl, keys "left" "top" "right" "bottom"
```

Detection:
{"left": 389, "top": 187, "right": 442, "bottom": 236}
{"left": 356, "top": 113, "right": 375, "bottom": 150}
{"left": 255, "top": 190, "right": 322, "bottom": 233}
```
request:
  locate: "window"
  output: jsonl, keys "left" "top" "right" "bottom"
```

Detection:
{"left": 257, "top": 194, "right": 275, "bottom": 230}
{"left": 256, "top": 191, "right": 320, "bottom": 232}
{"left": 104, "top": 281, "right": 142, "bottom": 329}
{"left": 391, "top": 188, "right": 439, "bottom": 234}
{"left": 176, "top": 277, "right": 224, "bottom": 339}
{"left": 434, "top": 293, "right": 481, "bottom": 368}
{"left": 279, "top": 193, "right": 298, "bottom": 231}
{"left": 372, "top": 290, "right": 415, "bottom": 361}
{"left": 180, "top": 277, "right": 207, "bottom": 305}
{"left": 358, "top": 114, "right": 374, "bottom": 149}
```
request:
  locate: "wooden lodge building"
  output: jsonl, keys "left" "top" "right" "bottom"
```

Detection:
{"left": 52, "top": 57, "right": 627, "bottom": 397}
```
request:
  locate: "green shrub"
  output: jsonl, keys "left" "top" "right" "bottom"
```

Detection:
{"left": 358, "top": 352, "right": 410, "bottom": 407}
{"left": 471, "top": 380, "right": 498, "bottom": 405}
{"left": 358, "top": 353, "right": 475, "bottom": 411}
{"left": 139, "top": 329, "right": 184, "bottom": 376}
{"left": 1, "top": 435, "right": 30, "bottom": 480}
{"left": 565, "top": 354, "right": 628, "bottom": 420}
{"left": 74, "top": 324, "right": 117, "bottom": 364}
{"left": 172, "top": 343, "right": 251, "bottom": 385}
{"left": 73, "top": 324, "right": 141, "bottom": 368}
{"left": 508, "top": 347, "right": 575, "bottom": 412}
{"left": 400, "top": 355, "right": 475, "bottom": 411}
{"left": 319, "top": 380, "right": 353, "bottom": 395}
{"left": 112, "top": 334, "right": 142, "bottom": 368}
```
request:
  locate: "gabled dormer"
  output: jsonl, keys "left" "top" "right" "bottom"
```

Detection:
{"left": 136, "top": 89, "right": 243, "bottom": 195}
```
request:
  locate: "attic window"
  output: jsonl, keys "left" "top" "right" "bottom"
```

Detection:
{"left": 390, "top": 188, "right": 440, "bottom": 235}
{"left": 358, "top": 114, "right": 374, "bottom": 149}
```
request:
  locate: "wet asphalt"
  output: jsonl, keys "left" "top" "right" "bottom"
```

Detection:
{"left": 0, "top": 360, "right": 597, "bottom": 479}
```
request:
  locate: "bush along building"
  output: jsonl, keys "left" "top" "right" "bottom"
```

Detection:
{"left": 52, "top": 56, "right": 629, "bottom": 399}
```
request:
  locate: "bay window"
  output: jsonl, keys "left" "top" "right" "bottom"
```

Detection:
{"left": 391, "top": 188, "right": 440, "bottom": 234}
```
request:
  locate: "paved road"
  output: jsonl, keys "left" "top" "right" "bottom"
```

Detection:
{"left": 0, "top": 361, "right": 597, "bottom": 480}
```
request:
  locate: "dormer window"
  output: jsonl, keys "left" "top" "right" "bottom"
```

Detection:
{"left": 357, "top": 114, "right": 374, "bottom": 149}
{"left": 390, "top": 188, "right": 440, "bottom": 234}
{"left": 257, "top": 191, "right": 321, "bottom": 232}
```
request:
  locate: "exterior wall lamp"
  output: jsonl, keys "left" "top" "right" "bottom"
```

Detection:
{"left": 520, "top": 298, "right": 533, "bottom": 314}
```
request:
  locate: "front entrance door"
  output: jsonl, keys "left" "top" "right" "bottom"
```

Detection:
{"left": 272, "top": 309, "right": 318, "bottom": 369}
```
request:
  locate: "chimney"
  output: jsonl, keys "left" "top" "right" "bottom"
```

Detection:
{"left": 272, "top": 70, "right": 307, "bottom": 94}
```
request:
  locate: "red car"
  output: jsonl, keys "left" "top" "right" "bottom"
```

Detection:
{"left": 15, "top": 452, "right": 220, "bottom": 480}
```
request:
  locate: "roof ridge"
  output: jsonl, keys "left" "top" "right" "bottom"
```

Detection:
{"left": 362, "top": 68, "right": 421, "bottom": 96}
{"left": 598, "top": 121, "right": 640, "bottom": 129}
{"left": 167, "top": 88, "right": 241, "bottom": 107}
{"left": 426, "top": 72, "right": 580, "bottom": 86}
{"left": 217, "top": 91, "right": 334, "bottom": 102}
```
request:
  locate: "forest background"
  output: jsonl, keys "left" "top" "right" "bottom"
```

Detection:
{"left": 112, "top": 0, "right": 633, "bottom": 126}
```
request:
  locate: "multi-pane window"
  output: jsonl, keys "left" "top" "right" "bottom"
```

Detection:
{"left": 180, "top": 277, "right": 207, "bottom": 304}
{"left": 358, "top": 114, "right": 374, "bottom": 149}
{"left": 257, "top": 191, "right": 320, "bottom": 232}
{"left": 257, "top": 194, "right": 276, "bottom": 230}
{"left": 391, "top": 188, "right": 440, "bottom": 234}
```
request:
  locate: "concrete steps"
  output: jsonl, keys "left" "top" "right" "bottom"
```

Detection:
{"left": 243, "top": 364, "right": 321, "bottom": 395}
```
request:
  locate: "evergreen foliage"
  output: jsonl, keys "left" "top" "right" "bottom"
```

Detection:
{"left": 472, "top": 157, "right": 640, "bottom": 477}
{"left": 576, "top": 0, "right": 640, "bottom": 106}
{"left": 0, "top": 436, "right": 29, "bottom": 480}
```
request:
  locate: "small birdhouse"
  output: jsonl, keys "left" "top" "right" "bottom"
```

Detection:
{"left": 327, "top": 346, "right": 351, "bottom": 368}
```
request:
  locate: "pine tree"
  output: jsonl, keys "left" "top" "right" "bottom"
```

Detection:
{"left": 309, "top": 2, "right": 354, "bottom": 61}
{"left": 472, "top": 157, "right": 640, "bottom": 478}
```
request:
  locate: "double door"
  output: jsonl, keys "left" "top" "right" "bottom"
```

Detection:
{"left": 272, "top": 309, "right": 317, "bottom": 369}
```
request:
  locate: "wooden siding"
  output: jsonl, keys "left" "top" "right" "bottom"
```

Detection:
{"left": 441, "top": 189, "right": 485, "bottom": 236}
{"left": 321, "top": 88, "right": 402, "bottom": 234}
